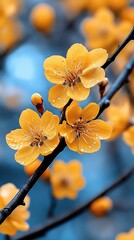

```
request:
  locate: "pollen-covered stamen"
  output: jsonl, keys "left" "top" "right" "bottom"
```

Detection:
{"left": 71, "top": 118, "right": 87, "bottom": 138}
{"left": 30, "top": 133, "right": 47, "bottom": 147}
{"left": 63, "top": 67, "right": 81, "bottom": 87}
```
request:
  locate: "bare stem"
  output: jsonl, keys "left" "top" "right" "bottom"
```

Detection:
{"left": 0, "top": 48, "right": 133, "bottom": 226}
{"left": 16, "top": 166, "right": 134, "bottom": 240}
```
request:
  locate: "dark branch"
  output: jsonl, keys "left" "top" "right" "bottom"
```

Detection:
{"left": 102, "top": 27, "right": 134, "bottom": 69}
{"left": 16, "top": 166, "right": 134, "bottom": 240}
{"left": 0, "top": 47, "right": 133, "bottom": 226}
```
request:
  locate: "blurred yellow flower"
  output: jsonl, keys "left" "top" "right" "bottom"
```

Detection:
{"left": 30, "top": 3, "right": 55, "bottom": 34}
{"left": 116, "top": 228, "right": 134, "bottom": 240}
{"left": 0, "top": 0, "right": 22, "bottom": 17}
{"left": 106, "top": 94, "right": 130, "bottom": 140}
{"left": 24, "top": 159, "right": 50, "bottom": 180}
{"left": 50, "top": 160, "right": 85, "bottom": 199}
{"left": 0, "top": 183, "right": 30, "bottom": 236}
{"left": 44, "top": 43, "right": 107, "bottom": 108}
{"left": 120, "top": 7, "right": 134, "bottom": 25}
{"left": 82, "top": 8, "right": 117, "bottom": 54}
{"left": 58, "top": 0, "right": 88, "bottom": 17}
{"left": 58, "top": 102, "right": 112, "bottom": 153}
{"left": 0, "top": 15, "right": 23, "bottom": 54}
{"left": 6, "top": 109, "right": 59, "bottom": 166}
{"left": 89, "top": 197, "right": 113, "bottom": 217}
{"left": 123, "top": 126, "right": 134, "bottom": 154}
{"left": 87, "top": 0, "right": 129, "bottom": 12}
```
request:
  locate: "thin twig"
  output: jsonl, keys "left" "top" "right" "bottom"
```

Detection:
{"left": 16, "top": 166, "right": 134, "bottom": 240}
{"left": 0, "top": 46, "right": 133, "bottom": 226}
{"left": 102, "top": 27, "right": 134, "bottom": 69}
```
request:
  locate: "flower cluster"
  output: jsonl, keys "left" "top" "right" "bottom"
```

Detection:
{"left": 0, "top": 183, "right": 30, "bottom": 236}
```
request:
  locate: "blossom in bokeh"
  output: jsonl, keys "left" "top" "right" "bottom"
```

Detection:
{"left": 0, "top": 183, "right": 30, "bottom": 236}
{"left": 120, "top": 7, "right": 134, "bottom": 25}
{"left": 58, "top": 102, "right": 112, "bottom": 153}
{"left": 0, "top": 15, "right": 23, "bottom": 53}
{"left": 82, "top": 8, "right": 117, "bottom": 54}
{"left": 0, "top": 0, "right": 22, "bottom": 17}
{"left": 50, "top": 160, "right": 85, "bottom": 199}
{"left": 44, "top": 43, "right": 107, "bottom": 108}
{"left": 123, "top": 126, "right": 134, "bottom": 154}
{"left": 24, "top": 159, "right": 50, "bottom": 180}
{"left": 58, "top": 0, "right": 88, "bottom": 17}
{"left": 105, "top": 94, "right": 130, "bottom": 140}
{"left": 6, "top": 109, "right": 59, "bottom": 166}
{"left": 113, "top": 21, "right": 133, "bottom": 73}
{"left": 87, "top": 0, "right": 129, "bottom": 12}
{"left": 116, "top": 228, "right": 134, "bottom": 240}
{"left": 89, "top": 197, "right": 113, "bottom": 217}
{"left": 30, "top": 3, "right": 55, "bottom": 34}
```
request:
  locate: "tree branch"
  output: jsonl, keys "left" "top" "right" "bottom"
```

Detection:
{"left": 0, "top": 49, "right": 133, "bottom": 226}
{"left": 16, "top": 165, "right": 134, "bottom": 240}
{"left": 102, "top": 27, "right": 134, "bottom": 69}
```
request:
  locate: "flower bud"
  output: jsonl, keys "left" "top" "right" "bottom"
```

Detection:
{"left": 31, "top": 93, "right": 44, "bottom": 114}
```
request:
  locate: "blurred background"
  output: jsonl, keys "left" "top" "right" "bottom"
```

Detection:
{"left": 0, "top": 0, "right": 134, "bottom": 239}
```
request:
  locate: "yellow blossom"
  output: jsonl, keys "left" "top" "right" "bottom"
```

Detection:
{"left": 30, "top": 3, "right": 55, "bottom": 34}
{"left": 123, "top": 126, "right": 134, "bottom": 154}
{"left": 6, "top": 109, "right": 59, "bottom": 166}
{"left": 0, "top": 183, "right": 30, "bottom": 236}
{"left": 116, "top": 228, "right": 134, "bottom": 240}
{"left": 44, "top": 43, "right": 107, "bottom": 108}
{"left": 120, "top": 7, "right": 134, "bottom": 25}
{"left": 58, "top": 102, "right": 112, "bottom": 154}
{"left": 89, "top": 197, "right": 113, "bottom": 217}
{"left": 0, "top": 0, "right": 22, "bottom": 17}
{"left": 82, "top": 8, "right": 117, "bottom": 54}
{"left": 87, "top": 0, "right": 129, "bottom": 12}
{"left": 58, "top": 0, "right": 88, "bottom": 17}
{"left": 50, "top": 160, "right": 85, "bottom": 199}
{"left": 105, "top": 94, "right": 130, "bottom": 140}
{"left": 24, "top": 159, "right": 50, "bottom": 180}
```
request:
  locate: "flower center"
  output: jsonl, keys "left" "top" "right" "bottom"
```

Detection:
{"left": 72, "top": 118, "right": 86, "bottom": 138}
{"left": 30, "top": 132, "right": 47, "bottom": 147}
{"left": 63, "top": 70, "right": 81, "bottom": 87}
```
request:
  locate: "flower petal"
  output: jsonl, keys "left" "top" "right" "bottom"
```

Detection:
{"left": 19, "top": 109, "right": 40, "bottom": 132}
{"left": 67, "top": 82, "right": 90, "bottom": 101}
{"left": 66, "top": 138, "right": 82, "bottom": 154}
{"left": 58, "top": 121, "right": 76, "bottom": 143}
{"left": 66, "top": 102, "right": 82, "bottom": 125}
{"left": 48, "top": 84, "right": 69, "bottom": 108}
{"left": 52, "top": 160, "right": 66, "bottom": 173}
{"left": 39, "top": 135, "right": 59, "bottom": 156}
{"left": 88, "top": 120, "right": 112, "bottom": 139}
{"left": 6, "top": 129, "right": 30, "bottom": 150}
{"left": 44, "top": 56, "right": 66, "bottom": 84}
{"left": 81, "top": 67, "right": 105, "bottom": 88}
{"left": 79, "top": 133, "right": 101, "bottom": 153}
{"left": 87, "top": 48, "right": 108, "bottom": 68}
{"left": 66, "top": 43, "right": 88, "bottom": 72}
{"left": 15, "top": 146, "right": 39, "bottom": 166}
{"left": 40, "top": 111, "right": 59, "bottom": 139}
{"left": 82, "top": 102, "right": 100, "bottom": 121}
{"left": 67, "top": 160, "right": 82, "bottom": 174}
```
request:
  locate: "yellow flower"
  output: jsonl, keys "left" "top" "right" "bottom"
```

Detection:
{"left": 89, "top": 197, "right": 113, "bottom": 217}
{"left": 87, "top": 0, "right": 129, "bottom": 12}
{"left": 116, "top": 228, "right": 134, "bottom": 240}
{"left": 123, "top": 126, "right": 134, "bottom": 154}
{"left": 50, "top": 160, "right": 85, "bottom": 199}
{"left": 58, "top": 102, "right": 112, "bottom": 153}
{"left": 0, "top": 0, "right": 22, "bottom": 17}
{"left": 120, "top": 7, "right": 134, "bottom": 25}
{"left": 0, "top": 183, "right": 30, "bottom": 236}
{"left": 24, "top": 159, "right": 50, "bottom": 180}
{"left": 44, "top": 43, "right": 107, "bottom": 108}
{"left": 82, "top": 8, "right": 117, "bottom": 54}
{"left": 58, "top": 0, "right": 88, "bottom": 17}
{"left": 30, "top": 3, "right": 55, "bottom": 34}
{"left": 105, "top": 94, "right": 130, "bottom": 140}
{"left": 6, "top": 109, "right": 59, "bottom": 166}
